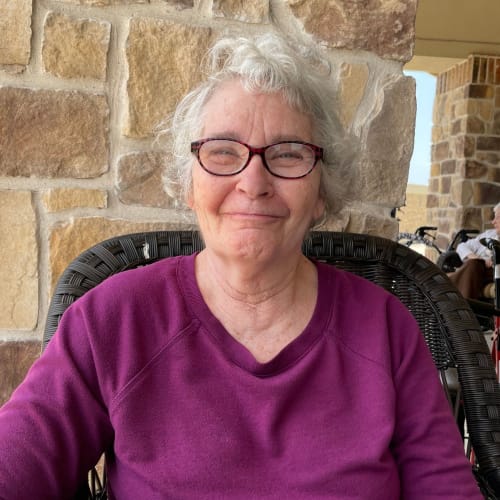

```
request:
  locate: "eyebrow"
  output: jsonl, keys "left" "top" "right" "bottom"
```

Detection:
{"left": 198, "top": 133, "right": 312, "bottom": 144}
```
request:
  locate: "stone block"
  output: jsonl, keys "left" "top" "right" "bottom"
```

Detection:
{"left": 0, "top": 87, "right": 109, "bottom": 178}
{"left": 288, "top": 0, "right": 417, "bottom": 62}
{"left": 359, "top": 75, "right": 415, "bottom": 206}
{"left": 477, "top": 136, "right": 500, "bottom": 152}
{"left": 56, "top": 0, "right": 148, "bottom": 4}
{"left": 477, "top": 152, "right": 500, "bottom": 166}
{"left": 117, "top": 152, "right": 173, "bottom": 208}
{"left": 43, "top": 12, "right": 111, "bottom": 81}
{"left": 49, "top": 217, "right": 196, "bottom": 290}
{"left": 433, "top": 94, "right": 444, "bottom": 124}
{"left": 432, "top": 141, "right": 449, "bottom": 162}
{"left": 476, "top": 100, "right": 493, "bottom": 122}
{"left": 431, "top": 125, "right": 443, "bottom": 144}
{"left": 466, "top": 116, "right": 485, "bottom": 134}
{"left": 338, "top": 62, "right": 369, "bottom": 128}
{"left": 487, "top": 167, "right": 500, "bottom": 183}
{"left": 0, "top": 341, "right": 40, "bottom": 406}
{"left": 464, "top": 160, "right": 487, "bottom": 179}
{"left": 455, "top": 135, "right": 476, "bottom": 158}
{"left": 126, "top": 19, "right": 213, "bottom": 138}
{"left": 426, "top": 193, "right": 439, "bottom": 208}
{"left": 428, "top": 177, "right": 439, "bottom": 193}
{"left": 430, "top": 162, "right": 440, "bottom": 177}
{"left": 451, "top": 119, "right": 463, "bottom": 136}
{"left": 473, "top": 182, "right": 500, "bottom": 206}
{"left": 440, "top": 176, "right": 451, "bottom": 194}
{"left": 438, "top": 193, "right": 451, "bottom": 208}
{"left": 452, "top": 99, "right": 468, "bottom": 118}
{"left": 461, "top": 207, "right": 482, "bottom": 231}
{"left": 212, "top": 0, "right": 269, "bottom": 23}
{"left": 0, "top": 191, "right": 38, "bottom": 329}
{"left": 344, "top": 209, "right": 397, "bottom": 239}
{"left": 42, "top": 189, "right": 108, "bottom": 212}
{"left": 60, "top": 0, "right": 194, "bottom": 5}
{"left": 441, "top": 159, "right": 456, "bottom": 175}
{"left": 0, "top": 0, "right": 32, "bottom": 65}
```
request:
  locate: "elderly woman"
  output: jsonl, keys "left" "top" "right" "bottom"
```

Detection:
{"left": 0, "top": 33, "right": 481, "bottom": 499}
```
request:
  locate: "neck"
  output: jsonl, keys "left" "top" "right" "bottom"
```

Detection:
{"left": 196, "top": 248, "right": 307, "bottom": 305}
{"left": 194, "top": 249, "right": 318, "bottom": 362}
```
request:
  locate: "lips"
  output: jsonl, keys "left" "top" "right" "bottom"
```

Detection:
{"left": 223, "top": 211, "right": 284, "bottom": 219}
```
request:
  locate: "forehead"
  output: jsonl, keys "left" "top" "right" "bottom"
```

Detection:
{"left": 201, "top": 80, "right": 313, "bottom": 141}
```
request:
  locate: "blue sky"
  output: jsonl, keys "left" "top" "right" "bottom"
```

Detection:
{"left": 404, "top": 70, "right": 437, "bottom": 185}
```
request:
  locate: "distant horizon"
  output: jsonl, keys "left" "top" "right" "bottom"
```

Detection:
{"left": 405, "top": 70, "right": 436, "bottom": 186}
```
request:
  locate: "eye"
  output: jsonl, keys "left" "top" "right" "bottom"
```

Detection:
{"left": 201, "top": 140, "right": 246, "bottom": 166}
{"left": 267, "top": 143, "right": 312, "bottom": 163}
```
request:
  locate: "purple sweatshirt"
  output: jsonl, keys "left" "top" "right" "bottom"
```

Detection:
{"left": 0, "top": 255, "right": 481, "bottom": 499}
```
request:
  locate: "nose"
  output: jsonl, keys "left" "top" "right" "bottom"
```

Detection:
{"left": 235, "top": 154, "right": 274, "bottom": 199}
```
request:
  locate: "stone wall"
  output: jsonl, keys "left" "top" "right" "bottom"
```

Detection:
{"left": 0, "top": 0, "right": 418, "bottom": 404}
{"left": 429, "top": 54, "right": 500, "bottom": 249}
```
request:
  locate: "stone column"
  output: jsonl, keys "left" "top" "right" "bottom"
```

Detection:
{"left": 428, "top": 55, "right": 500, "bottom": 248}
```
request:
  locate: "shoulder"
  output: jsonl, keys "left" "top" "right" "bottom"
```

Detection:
{"left": 316, "top": 261, "right": 423, "bottom": 371}
{"left": 49, "top": 254, "right": 200, "bottom": 401}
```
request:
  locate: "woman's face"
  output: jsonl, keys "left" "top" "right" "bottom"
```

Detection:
{"left": 187, "top": 80, "right": 325, "bottom": 264}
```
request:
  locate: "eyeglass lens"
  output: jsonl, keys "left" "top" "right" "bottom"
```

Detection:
{"left": 194, "top": 139, "right": 319, "bottom": 178}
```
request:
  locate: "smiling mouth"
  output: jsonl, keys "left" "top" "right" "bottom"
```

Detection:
{"left": 226, "top": 212, "right": 282, "bottom": 218}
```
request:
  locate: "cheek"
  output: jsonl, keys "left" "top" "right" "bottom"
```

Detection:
{"left": 189, "top": 173, "right": 231, "bottom": 214}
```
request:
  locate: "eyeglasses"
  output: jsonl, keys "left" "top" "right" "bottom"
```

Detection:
{"left": 190, "top": 138, "right": 323, "bottom": 179}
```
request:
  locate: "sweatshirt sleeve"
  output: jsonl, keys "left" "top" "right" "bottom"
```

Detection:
{"left": 0, "top": 304, "right": 114, "bottom": 500}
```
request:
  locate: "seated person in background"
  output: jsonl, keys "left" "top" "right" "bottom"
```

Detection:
{"left": 448, "top": 202, "right": 500, "bottom": 300}
{"left": 0, "top": 32, "right": 482, "bottom": 499}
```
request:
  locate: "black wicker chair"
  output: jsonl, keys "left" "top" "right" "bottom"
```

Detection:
{"left": 43, "top": 230, "right": 500, "bottom": 499}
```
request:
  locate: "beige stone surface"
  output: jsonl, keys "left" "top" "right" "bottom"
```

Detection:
{"left": 117, "top": 152, "right": 173, "bottom": 208}
{"left": 0, "top": 341, "right": 40, "bottom": 405}
{"left": 57, "top": 0, "right": 147, "bottom": 4}
{"left": 450, "top": 179, "right": 473, "bottom": 207}
{"left": 49, "top": 217, "right": 196, "bottom": 289}
{"left": 473, "top": 182, "right": 500, "bottom": 206}
{"left": 126, "top": 19, "right": 213, "bottom": 138}
{"left": 0, "top": 87, "right": 109, "bottom": 178}
{"left": 42, "top": 188, "right": 108, "bottom": 212}
{"left": 397, "top": 184, "right": 429, "bottom": 233}
{"left": 288, "top": 0, "right": 417, "bottom": 62}
{"left": 0, "top": 191, "right": 38, "bottom": 329}
{"left": 57, "top": 0, "right": 193, "bottom": 5}
{"left": 338, "top": 62, "right": 369, "bottom": 128}
{"left": 345, "top": 209, "right": 398, "bottom": 239}
{"left": 0, "top": 0, "right": 32, "bottom": 65}
{"left": 213, "top": 0, "right": 269, "bottom": 23}
{"left": 360, "top": 75, "right": 416, "bottom": 206}
{"left": 42, "top": 12, "right": 110, "bottom": 81}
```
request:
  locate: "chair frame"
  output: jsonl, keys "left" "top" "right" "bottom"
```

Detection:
{"left": 44, "top": 230, "right": 500, "bottom": 499}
